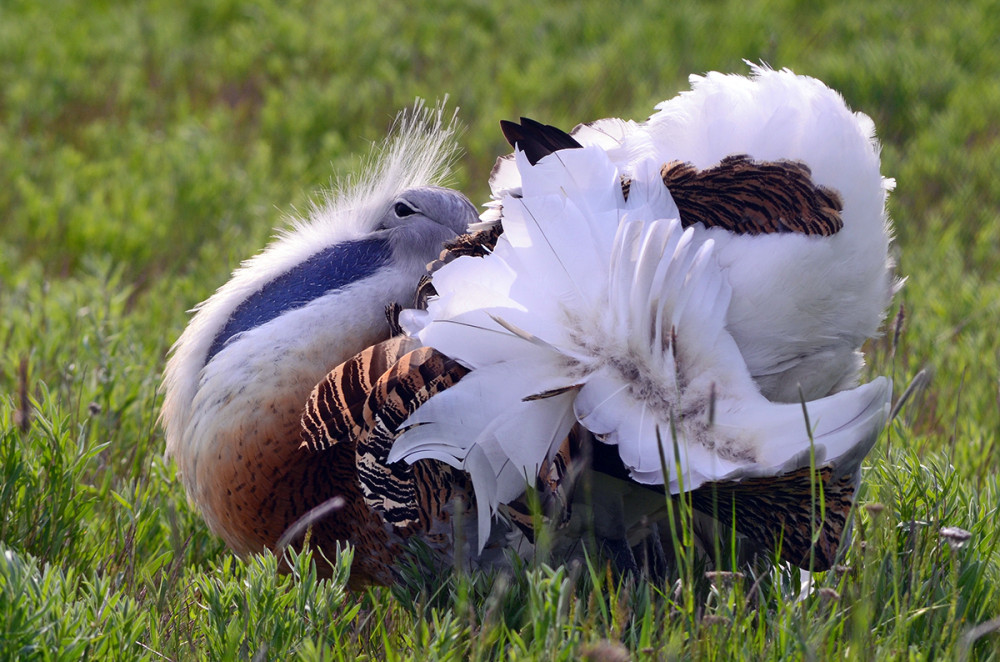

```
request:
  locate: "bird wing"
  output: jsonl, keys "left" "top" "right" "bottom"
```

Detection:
{"left": 687, "top": 371, "right": 886, "bottom": 573}
{"left": 416, "top": 223, "right": 505, "bottom": 308}
{"left": 353, "top": 345, "right": 470, "bottom": 536}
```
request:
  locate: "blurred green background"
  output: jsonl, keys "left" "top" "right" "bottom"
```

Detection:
{"left": 2, "top": 1, "right": 999, "bottom": 658}
{"left": 4, "top": 0, "right": 999, "bottom": 446}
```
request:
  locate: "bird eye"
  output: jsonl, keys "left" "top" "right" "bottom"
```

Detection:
{"left": 394, "top": 201, "right": 417, "bottom": 217}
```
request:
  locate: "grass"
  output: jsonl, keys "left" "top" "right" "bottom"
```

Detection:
{"left": 2, "top": 0, "right": 1000, "bottom": 658}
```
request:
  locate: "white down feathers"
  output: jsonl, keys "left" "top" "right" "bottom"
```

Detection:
{"left": 393, "top": 67, "right": 895, "bottom": 546}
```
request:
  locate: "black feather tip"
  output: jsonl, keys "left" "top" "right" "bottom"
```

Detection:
{"left": 499, "top": 117, "right": 583, "bottom": 165}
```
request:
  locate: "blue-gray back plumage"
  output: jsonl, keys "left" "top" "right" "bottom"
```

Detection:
{"left": 205, "top": 237, "right": 393, "bottom": 363}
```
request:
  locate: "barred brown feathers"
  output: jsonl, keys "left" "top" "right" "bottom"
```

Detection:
{"left": 297, "top": 339, "right": 477, "bottom": 581}
{"left": 660, "top": 155, "right": 844, "bottom": 236}
{"left": 355, "top": 346, "right": 470, "bottom": 534}
{"left": 301, "top": 336, "right": 420, "bottom": 452}
{"left": 293, "top": 336, "right": 423, "bottom": 586}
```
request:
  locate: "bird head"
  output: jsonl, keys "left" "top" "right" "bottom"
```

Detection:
{"left": 160, "top": 102, "right": 479, "bottom": 559}
{"left": 376, "top": 186, "right": 477, "bottom": 271}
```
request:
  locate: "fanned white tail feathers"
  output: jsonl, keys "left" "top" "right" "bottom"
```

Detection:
{"left": 396, "top": 141, "right": 892, "bottom": 547}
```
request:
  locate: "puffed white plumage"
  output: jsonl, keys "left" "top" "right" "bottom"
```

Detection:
{"left": 393, "top": 146, "right": 891, "bottom": 546}
{"left": 392, "top": 67, "right": 896, "bottom": 549}
{"left": 485, "top": 64, "right": 897, "bottom": 402}
{"left": 160, "top": 103, "right": 478, "bottom": 559}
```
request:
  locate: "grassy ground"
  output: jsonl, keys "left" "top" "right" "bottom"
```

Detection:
{"left": 2, "top": 0, "right": 1000, "bottom": 659}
